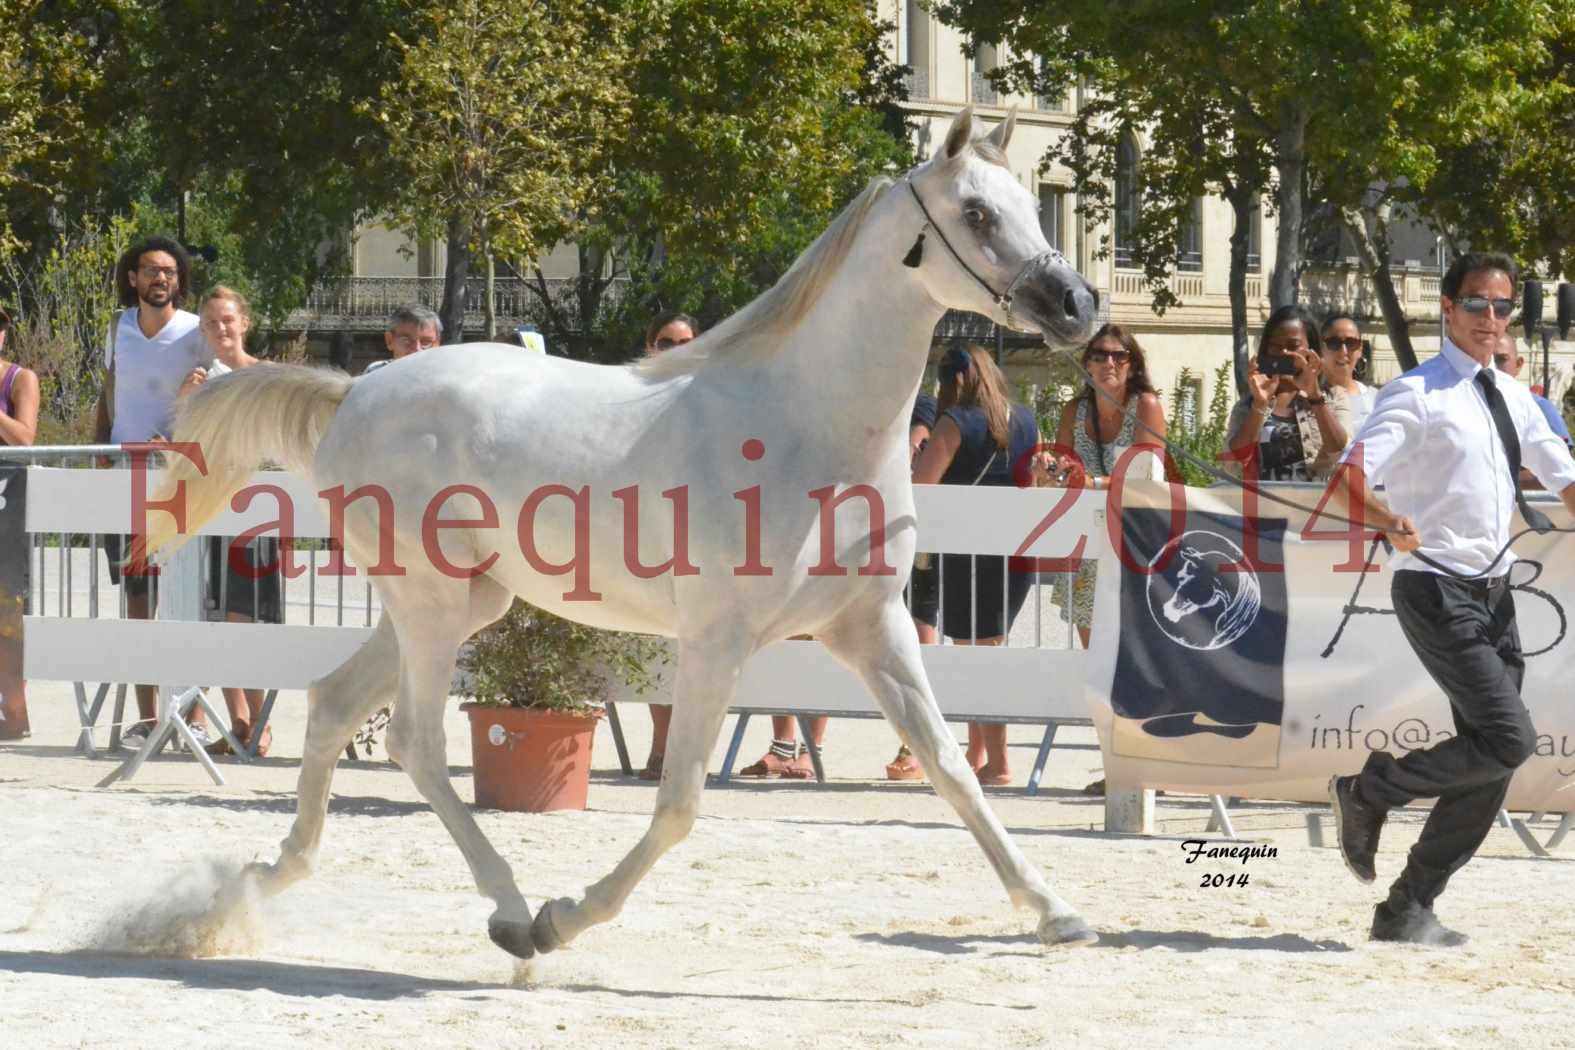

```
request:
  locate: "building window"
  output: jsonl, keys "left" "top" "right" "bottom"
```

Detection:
{"left": 1039, "top": 185, "right": 1067, "bottom": 255}
{"left": 1246, "top": 203, "right": 1262, "bottom": 272}
{"left": 1178, "top": 198, "right": 1202, "bottom": 272}
{"left": 1035, "top": 57, "right": 1069, "bottom": 112}
{"left": 1114, "top": 135, "right": 1139, "bottom": 269}
{"left": 972, "top": 43, "right": 998, "bottom": 107}
{"left": 905, "top": 0, "right": 929, "bottom": 101}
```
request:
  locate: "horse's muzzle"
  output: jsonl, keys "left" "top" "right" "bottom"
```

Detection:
{"left": 1012, "top": 258, "right": 1098, "bottom": 345}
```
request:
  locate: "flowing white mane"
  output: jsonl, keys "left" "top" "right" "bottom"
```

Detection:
{"left": 639, "top": 175, "right": 894, "bottom": 378}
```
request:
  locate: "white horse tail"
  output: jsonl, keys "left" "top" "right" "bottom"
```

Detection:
{"left": 145, "top": 363, "right": 354, "bottom": 557}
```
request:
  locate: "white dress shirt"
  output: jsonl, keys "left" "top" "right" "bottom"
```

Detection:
{"left": 1341, "top": 338, "right": 1575, "bottom": 577}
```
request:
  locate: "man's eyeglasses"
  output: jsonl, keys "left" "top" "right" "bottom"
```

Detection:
{"left": 1085, "top": 349, "right": 1130, "bottom": 365}
{"left": 137, "top": 265, "right": 179, "bottom": 280}
{"left": 653, "top": 336, "right": 692, "bottom": 350}
{"left": 1322, "top": 336, "right": 1362, "bottom": 352}
{"left": 1454, "top": 296, "right": 1515, "bottom": 319}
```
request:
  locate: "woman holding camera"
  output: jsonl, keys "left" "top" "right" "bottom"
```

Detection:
{"left": 1225, "top": 304, "right": 1351, "bottom": 481}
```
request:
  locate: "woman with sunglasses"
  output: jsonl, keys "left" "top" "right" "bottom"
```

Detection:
{"left": 1048, "top": 324, "right": 1167, "bottom": 649}
{"left": 1225, "top": 304, "right": 1351, "bottom": 481}
{"left": 1319, "top": 312, "right": 1378, "bottom": 438}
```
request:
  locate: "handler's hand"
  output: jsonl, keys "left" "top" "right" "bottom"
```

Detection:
{"left": 1385, "top": 515, "right": 1421, "bottom": 552}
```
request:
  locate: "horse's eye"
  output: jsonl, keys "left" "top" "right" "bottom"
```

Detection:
{"left": 964, "top": 207, "right": 988, "bottom": 228}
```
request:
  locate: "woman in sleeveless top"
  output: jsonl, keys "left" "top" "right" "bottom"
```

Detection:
{"left": 0, "top": 306, "right": 39, "bottom": 739}
{"left": 0, "top": 309, "right": 40, "bottom": 448}
{"left": 1049, "top": 325, "right": 1168, "bottom": 648}
{"left": 912, "top": 346, "right": 1043, "bottom": 785}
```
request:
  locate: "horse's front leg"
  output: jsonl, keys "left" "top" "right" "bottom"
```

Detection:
{"left": 820, "top": 598, "right": 1097, "bottom": 947}
{"left": 531, "top": 635, "right": 745, "bottom": 954}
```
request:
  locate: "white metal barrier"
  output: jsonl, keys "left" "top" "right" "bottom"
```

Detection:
{"left": 17, "top": 464, "right": 1100, "bottom": 787}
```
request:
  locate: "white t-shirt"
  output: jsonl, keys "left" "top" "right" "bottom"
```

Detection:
{"left": 104, "top": 309, "right": 206, "bottom": 442}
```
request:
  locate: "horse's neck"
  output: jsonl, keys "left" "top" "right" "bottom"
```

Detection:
{"left": 749, "top": 197, "right": 945, "bottom": 448}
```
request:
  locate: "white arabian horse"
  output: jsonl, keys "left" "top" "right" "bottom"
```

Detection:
{"left": 150, "top": 107, "right": 1101, "bottom": 958}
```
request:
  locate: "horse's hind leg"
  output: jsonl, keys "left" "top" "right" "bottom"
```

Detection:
{"left": 249, "top": 609, "right": 402, "bottom": 897}
{"left": 820, "top": 599, "right": 1096, "bottom": 947}
{"left": 380, "top": 575, "right": 537, "bottom": 957}
{"left": 531, "top": 634, "right": 744, "bottom": 954}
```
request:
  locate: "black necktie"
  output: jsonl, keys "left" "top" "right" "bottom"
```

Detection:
{"left": 1475, "top": 368, "right": 1553, "bottom": 534}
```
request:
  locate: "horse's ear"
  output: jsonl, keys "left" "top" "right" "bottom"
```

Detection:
{"left": 943, "top": 105, "right": 976, "bottom": 159}
{"left": 985, "top": 107, "right": 1017, "bottom": 152}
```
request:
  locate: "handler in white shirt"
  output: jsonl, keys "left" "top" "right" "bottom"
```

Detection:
{"left": 1322, "top": 252, "right": 1575, "bottom": 947}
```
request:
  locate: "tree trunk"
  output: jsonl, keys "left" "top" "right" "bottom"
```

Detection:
{"left": 576, "top": 242, "right": 607, "bottom": 360}
{"left": 1226, "top": 184, "right": 1253, "bottom": 399}
{"left": 1269, "top": 100, "right": 1307, "bottom": 309}
{"left": 1340, "top": 205, "right": 1418, "bottom": 371}
{"left": 440, "top": 215, "right": 470, "bottom": 343}
{"left": 484, "top": 250, "right": 497, "bottom": 342}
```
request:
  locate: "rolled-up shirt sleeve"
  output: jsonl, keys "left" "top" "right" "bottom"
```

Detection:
{"left": 1339, "top": 381, "right": 1421, "bottom": 487}
{"left": 1521, "top": 398, "right": 1575, "bottom": 493}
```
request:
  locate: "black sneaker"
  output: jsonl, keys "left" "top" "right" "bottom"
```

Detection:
{"left": 1370, "top": 902, "right": 1469, "bottom": 947}
{"left": 1328, "top": 775, "right": 1384, "bottom": 883}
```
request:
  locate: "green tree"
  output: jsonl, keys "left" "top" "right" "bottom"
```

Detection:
{"left": 935, "top": 0, "right": 1565, "bottom": 381}
{"left": 367, "top": 0, "right": 631, "bottom": 341}
{"left": 120, "top": 0, "right": 409, "bottom": 328}
{"left": 523, "top": 0, "right": 912, "bottom": 361}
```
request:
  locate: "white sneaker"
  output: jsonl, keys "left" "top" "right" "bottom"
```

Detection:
{"left": 181, "top": 722, "right": 214, "bottom": 752}
{"left": 120, "top": 722, "right": 154, "bottom": 751}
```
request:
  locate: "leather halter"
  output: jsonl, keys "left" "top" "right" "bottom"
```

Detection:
{"left": 904, "top": 180, "right": 1063, "bottom": 329}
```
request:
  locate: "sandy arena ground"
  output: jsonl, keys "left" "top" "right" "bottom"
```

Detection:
{"left": 3, "top": 682, "right": 1574, "bottom": 1050}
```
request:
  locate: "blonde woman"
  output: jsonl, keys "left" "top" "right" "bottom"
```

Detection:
{"left": 179, "top": 286, "right": 279, "bottom": 756}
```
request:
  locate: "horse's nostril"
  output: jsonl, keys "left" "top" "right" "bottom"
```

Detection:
{"left": 1089, "top": 287, "right": 1100, "bottom": 310}
{"left": 1063, "top": 289, "right": 1080, "bottom": 319}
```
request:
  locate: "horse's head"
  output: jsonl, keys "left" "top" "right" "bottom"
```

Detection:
{"left": 1161, "top": 547, "right": 1231, "bottom": 624}
{"left": 904, "top": 107, "right": 1097, "bottom": 347}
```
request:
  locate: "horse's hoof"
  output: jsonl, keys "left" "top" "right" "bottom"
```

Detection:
{"left": 488, "top": 916, "right": 536, "bottom": 960}
{"left": 530, "top": 899, "right": 570, "bottom": 954}
{"left": 1041, "top": 914, "right": 1099, "bottom": 948}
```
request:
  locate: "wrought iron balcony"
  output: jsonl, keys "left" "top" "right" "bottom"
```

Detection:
{"left": 903, "top": 67, "right": 929, "bottom": 101}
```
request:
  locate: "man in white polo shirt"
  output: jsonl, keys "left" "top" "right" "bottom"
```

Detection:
{"left": 1322, "top": 251, "right": 1575, "bottom": 946}
{"left": 95, "top": 236, "right": 208, "bottom": 749}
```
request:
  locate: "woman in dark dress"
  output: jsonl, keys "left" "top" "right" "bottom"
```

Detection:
{"left": 912, "top": 346, "right": 1041, "bottom": 785}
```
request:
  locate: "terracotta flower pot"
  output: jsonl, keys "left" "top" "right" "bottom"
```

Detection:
{"left": 462, "top": 703, "right": 602, "bottom": 813}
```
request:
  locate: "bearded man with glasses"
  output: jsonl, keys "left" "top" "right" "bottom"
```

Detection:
{"left": 92, "top": 236, "right": 210, "bottom": 751}
{"left": 1322, "top": 251, "right": 1575, "bottom": 946}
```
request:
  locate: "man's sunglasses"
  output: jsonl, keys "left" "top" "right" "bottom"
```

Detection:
{"left": 1322, "top": 336, "right": 1362, "bottom": 352}
{"left": 653, "top": 336, "right": 692, "bottom": 350}
{"left": 1454, "top": 296, "right": 1516, "bottom": 319}
{"left": 1085, "top": 349, "right": 1130, "bottom": 365}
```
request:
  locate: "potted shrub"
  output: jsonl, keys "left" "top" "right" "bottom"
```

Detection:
{"left": 458, "top": 600, "right": 667, "bottom": 812}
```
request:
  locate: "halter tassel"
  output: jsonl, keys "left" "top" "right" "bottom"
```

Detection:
{"left": 902, "top": 227, "right": 927, "bottom": 268}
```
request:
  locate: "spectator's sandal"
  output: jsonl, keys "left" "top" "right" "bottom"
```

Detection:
{"left": 639, "top": 752, "right": 664, "bottom": 781}
{"left": 738, "top": 750, "right": 797, "bottom": 777}
{"left": 884, "top": 745, "right": 925, "bottom": 781}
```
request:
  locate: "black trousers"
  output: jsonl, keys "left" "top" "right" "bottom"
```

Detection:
{"left": 1357, "top": 570, "right": 1539, "bottom": 908}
